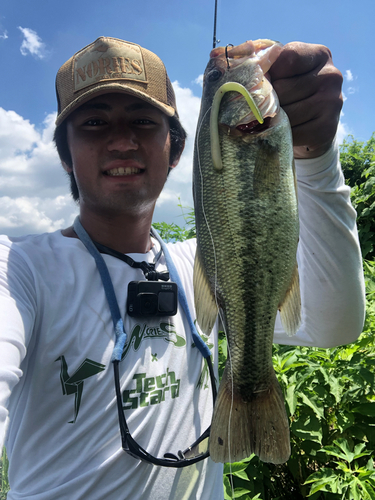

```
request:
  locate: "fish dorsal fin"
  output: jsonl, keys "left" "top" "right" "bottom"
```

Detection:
{"left": 193, "top": 245, "right": 218, "bottom": 334}
{"left": 278, "top": 263, "right": 301, "bottom": 336}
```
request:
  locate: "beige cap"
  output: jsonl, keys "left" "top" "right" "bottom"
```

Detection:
{"left": 55, "top": 36, "right": 178, "bottom": 126}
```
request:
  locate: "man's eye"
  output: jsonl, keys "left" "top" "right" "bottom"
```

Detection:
{"left": 84, "top": 118, "right": 106, "bottom": 126}
{"left": 134, "top": 119, "right": 155, "bottom": 125}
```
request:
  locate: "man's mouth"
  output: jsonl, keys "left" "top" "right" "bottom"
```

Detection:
{"left": 105, "top": 166, "right": 143, "bottom": 176}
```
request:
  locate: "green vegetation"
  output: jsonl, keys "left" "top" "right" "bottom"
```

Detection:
{"left": 0, "top": 448, "right": 8, "bottom": 500}
{"left": 153, "top": 199, "right": 196, "bottom": 242}
{"left": 219, "top": 134, "right": 375, "bottom": 500}
{"left": 1, "top": 135, "right": 375, "bottom": 499}
{"left": 341, "top": 133, "right": 375, "bottom": 260}
{"left": 220, "top": 278, "right": 375, "bottom": 499}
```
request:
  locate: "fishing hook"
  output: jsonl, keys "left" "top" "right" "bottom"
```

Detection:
{"left": 225, "top": 44, "right": 234, "bottom": 69}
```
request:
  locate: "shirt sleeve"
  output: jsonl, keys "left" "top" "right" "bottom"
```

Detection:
{"left": 0, "top": 242, "right": 37, "bottom": 450}
{"left": 273, "top": 141, "right": 366, "bottom": 348}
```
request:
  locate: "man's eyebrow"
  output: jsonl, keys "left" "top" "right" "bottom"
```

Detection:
{"left": 124, "top": 102, "right": 159, "bottom": 112}
{"left": 76, "top": 102, "right": 112, "bottom": 112}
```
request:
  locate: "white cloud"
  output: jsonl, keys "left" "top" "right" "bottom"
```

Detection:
{"left": 153, "top": 81, "right": 201, "bottom": 225}
{"left": 193, "top": 74, "right": 204, "bottom": 87}
{"left": 0, "top": 196, "right": 75, "bottom": 234}
{"left": 342, "top": 91, "right": 347, "bottom": 102}
{"left": 336, "top": 118, "right": 351, "bottom": 145}
{"left": 348, "top": 87, "right": 356, "bottom": 95}
{"left": 18, "top": 27, "right": 47, "bottom": 59}
{"left": 345, "top": 70, "right": 354, "bottom": 82}
{"left": 0, "top": 107, "right": 78, "bottom": 235}
{"left": 0, "top": 30, "right": 7, "bottom": 40}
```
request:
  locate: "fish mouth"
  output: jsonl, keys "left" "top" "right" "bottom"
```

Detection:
{"left": 236, "top": 116, "right": 273, "bottom": 134}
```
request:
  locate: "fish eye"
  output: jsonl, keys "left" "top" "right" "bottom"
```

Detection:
{"left": 207, "top": 69, "right": 222, "bottom": 82}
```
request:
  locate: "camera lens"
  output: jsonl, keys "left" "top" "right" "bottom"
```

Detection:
{"left": 140, "top": 293, "right": 158, "bottom": 315}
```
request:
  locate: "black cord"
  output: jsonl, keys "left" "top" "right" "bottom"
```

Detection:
{"left": 94, "top": 241, "right": 169, "bottom": 281}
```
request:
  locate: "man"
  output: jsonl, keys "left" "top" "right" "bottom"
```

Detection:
{"left": 0, "top": 36, "right": 365, "bottom": 499}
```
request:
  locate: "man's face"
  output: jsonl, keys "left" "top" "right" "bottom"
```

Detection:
{"left": 64, "top": 93, "right": 174, "bottom": 217}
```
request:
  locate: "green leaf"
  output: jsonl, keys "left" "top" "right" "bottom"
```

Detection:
{"left": 353, "top": 442, "right": 373, "bottom": 460}
{"left": 300, "top": 393, "right": 325, "bottom": 419}
{"left": 327, "top": 375, "right": 343, "bottom": 403}
{"left": 223, "top": 461, "right": 249, "bottom": 475}
{"left": 350, "top": 479, "right": 362, "bottom": 500}
{"left": 232, "top": 469, "right": 250, "bottom": 481}
{"left": 304, "top": 468, "right": 340, "bottom": 496}
{"left": 322, "top": 438, "right": 355, "bottom": 463}
{"left": 337, "top": 411, "right": 355, "bottom": 432}
{"left": 223, "top": 475, "right": 234, "bottom": 500}
{"left": 285, "top": 384, "right": 297, "bottom": 415}
{"left": 304, "top": 469, "right": 338, "bottom": 484}
{"left": 291, "top": 412, "right": 322, "bottom": 443}
{"left": 362, "top": 481, "right": 375, "bottom": 500}
{"left": 353, "top": 403, "right": 375, "bottom": 416}
{"left": 232, "top": 487, "right": 254, "bottom": 498}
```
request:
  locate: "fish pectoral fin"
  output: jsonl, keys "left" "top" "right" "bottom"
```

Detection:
{"left": 253, "top": 140, "right": 280, "bottom": 195}
{"left": 193, "top": 246, "right": 218, "bottom": 334}
{"left": 278, "top": 263, "right": 301, "bottom": 336}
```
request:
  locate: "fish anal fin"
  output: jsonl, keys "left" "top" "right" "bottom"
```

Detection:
{"left": 253, "top": 140, "right": 280, "bottom": 195}
{"left": 209, "top": 367, "right": 290, "bottom": 464}
{"left": 193, "top": 246, "right": 218, "bottom": 335}
{"left": 278, "top": 263, "right": 301, "bottom": 336}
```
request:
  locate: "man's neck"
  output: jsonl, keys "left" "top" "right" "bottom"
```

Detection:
{"left": 62, "top": 209, "right": 154, "bottom": 254}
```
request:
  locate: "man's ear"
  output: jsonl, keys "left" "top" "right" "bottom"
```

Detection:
{"left": 169, "top": 141, "right": 185, "bottom": 170}
{"left": 62, "top": 161, "right": 73, "bottom": 174}
{"left": 170, "top": 158, "right": 179, "bottom": 170}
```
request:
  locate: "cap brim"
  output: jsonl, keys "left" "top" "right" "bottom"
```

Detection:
{"left": 55, "top": 82, "right": 176, "bottom": 126}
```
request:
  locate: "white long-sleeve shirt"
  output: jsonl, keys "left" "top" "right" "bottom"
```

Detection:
{"left": 0, "top": 143, "right": 365, "bottom": 499}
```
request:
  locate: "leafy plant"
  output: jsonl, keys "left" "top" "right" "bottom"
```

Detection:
{"left": 0, "top": 449, "right": 9, "bottom": 500}
{"left": 341, "top": 133, "right": 375, "bottom": 259}
{"left": 304, "top": 440, "right": 375, "bottom": 499}
{"left": 219, "top": 257, "right": 375, "bottom": 500}
{"left": 153, "top": 198, "right": 196, "bottom": 242}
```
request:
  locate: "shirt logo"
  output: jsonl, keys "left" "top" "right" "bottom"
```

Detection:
{"left": 121, "top": 321, "right": 186, "bottom": 360}
{"left": 55, "top": 356, "right": 106, "bottom": 423}
{"left": 122, "top": 368, "right": 181, "bottom": 410}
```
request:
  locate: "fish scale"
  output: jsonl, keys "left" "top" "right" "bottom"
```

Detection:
{"left": 193, "top": 39, "right": 301, "bottom": 464}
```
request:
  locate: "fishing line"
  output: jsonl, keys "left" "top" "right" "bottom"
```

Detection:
{"left": 195, "top": 104, "right": 236, "bottom": 499}
{"left": 196, "top": 78, "right": 265, "bottom": 496}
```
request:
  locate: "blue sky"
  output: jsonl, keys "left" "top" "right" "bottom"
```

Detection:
{"left": 0, "top": 0, "right": 374, "bottom": 235}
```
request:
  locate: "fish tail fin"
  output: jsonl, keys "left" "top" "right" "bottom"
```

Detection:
{"left": 209, "top": 366, "right": 290, "bottom": 464}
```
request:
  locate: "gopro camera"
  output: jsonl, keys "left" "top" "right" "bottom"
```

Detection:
{"left": 127, "top": 281, "right": 178, "bottom": 317}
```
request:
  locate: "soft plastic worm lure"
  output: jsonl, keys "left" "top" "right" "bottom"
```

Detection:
{"left": 210, "top": 82, "right": 264, "bottom": 171}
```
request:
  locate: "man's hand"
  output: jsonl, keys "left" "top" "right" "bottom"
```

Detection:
{"left": 268, "top": 42, "right": 343, "bottom": 159}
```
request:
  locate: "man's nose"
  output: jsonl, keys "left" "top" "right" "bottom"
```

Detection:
{"left": 107, "top": 124, "right": 139, "bottom": 152}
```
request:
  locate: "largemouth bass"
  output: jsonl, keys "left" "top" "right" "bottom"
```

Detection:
{"left": 193, "top": 39, "right": 301, "bottom": 464}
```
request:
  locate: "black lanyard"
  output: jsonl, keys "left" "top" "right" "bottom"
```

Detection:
{"left": 94, "top": 241, "right": 169, "bottom": 282}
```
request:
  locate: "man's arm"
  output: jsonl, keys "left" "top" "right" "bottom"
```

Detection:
{"left": 269, "top": 43, "right": 365, "bottom": 347}
{"left": 0, "top": 242, "right": 36, "bottom": 449}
